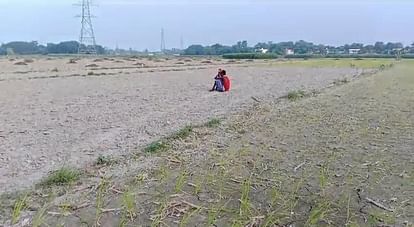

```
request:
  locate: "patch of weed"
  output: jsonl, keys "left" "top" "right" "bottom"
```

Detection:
{"left": 120, "top": 190, "right": 137, "bottom": 224}
{"left": 305, "top": 200, "right": 331, "bottom": 226}
{"left": 11, "top": 194, "right": 28, "bottom": 224}
{"left": 41, "top": 168, "right": 80, "bottom": 186}
{"left": 144, "top": 140, "right": 169, "bottom": 153}
{"left": 175, "top": 170, "right": 189, "bottom": 193}
{"left": 287, "top": 90, "right": 306, "bottom": 101}
{"left": 169, "top": 125, "right": 193, "bottom": 140}
{"left": 205, "top": 118, "right": 222, "bottom": 128}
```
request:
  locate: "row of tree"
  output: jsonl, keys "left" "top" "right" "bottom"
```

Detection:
{"left": 0, "top": 41, "right": 105, "bottom": 55}
{"left": 185, "top": 41, "right": 414, "bottom": 56}
{"left": 1, "top": 40, "right": 414, "bottom": 56}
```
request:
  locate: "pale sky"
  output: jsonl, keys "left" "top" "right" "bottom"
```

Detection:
{"left": 0, "top": 0, "right": 413, "bottom": 51}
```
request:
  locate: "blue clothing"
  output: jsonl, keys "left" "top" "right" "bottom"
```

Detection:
{"left": 215, "top": 79, "right": 224, "bottom": 92}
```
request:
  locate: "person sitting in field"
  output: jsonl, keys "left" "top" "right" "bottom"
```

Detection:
{"left": 221, "top": 70, "right": 231, "bottom": 92}
{"left": 210, "top": 68, "right": 224, "bottom": 92}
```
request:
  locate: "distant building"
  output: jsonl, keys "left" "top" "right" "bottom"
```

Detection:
{"left": 348, "top": 49, "right": 361, "bottom": 54}
{"left": 257, "top": 48, "right": 269, "bottom": 54}
{"left": 285, "top": 49, "right": 294, "bottom": 55}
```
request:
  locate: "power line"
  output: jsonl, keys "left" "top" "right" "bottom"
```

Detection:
{"left": 77, "top": 0, "right": 98, "bottom": 55}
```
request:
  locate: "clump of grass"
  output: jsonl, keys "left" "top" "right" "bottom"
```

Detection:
{"left": 175, "top": 170, "right": 189, "bottom": 193}
{"left": 205, "top": 118, "right": 221, "bottom": 128}
{"left": 121, "top": 190, "right": 137, "bottom": 222}
{"left": 207, "top": 205, "right": 220, "bottom": 226}
{"left": 95, "top": 178, "right": 109, "bottom": 224}
{"left": 11, "top": 194, "right": 28, "bottom": 224}
{"left": 87, "top": 71, "right": 94, "bottom": 75}
{"left": 144, "top": 140, "right": 169, "bottom": 153}
{"left": 169, "top": 125, "right": 193, "bottom": 140}
{"left": 96, "top": 155, "right": 116, "bottom": 166}
{"left": 239, "top": 178, "right": 252, "bottom": 217}
{"left": 287, "top": 90, "right": 306, "bottom": 101}
{"left": 41, "top": 168, "right": 80, "bottom": 186}
{"left": 134, "top": 173, "right": 148, "bottom": 184}
{"left": 305, "top": 200, "right": 331, "bottom": 226}
{"left": 32, "top": 204, "right": 49, "bottom": 227}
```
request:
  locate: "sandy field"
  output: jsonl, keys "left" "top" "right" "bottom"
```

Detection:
{"left": 0, "top": 56, "right": 368, "bottom": 193}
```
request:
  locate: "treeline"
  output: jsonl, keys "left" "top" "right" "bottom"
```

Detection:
{"left": 185, "top": 40, "right": 414, "bottom": 56}
{"left": 0, "top": 41, "right": 105, "bottom": 55}
{"left": 223, "top": 53, "right": 414, "bottom": 59}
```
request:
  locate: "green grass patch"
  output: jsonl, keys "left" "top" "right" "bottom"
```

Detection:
{"left": 205, "top": 118, "right": 222, "bottom": 128}
{"left": 287, "top": 90, "right": 306, "bottom": 101}
{"left": 144, "top": 140, "right": 169, "bottom": 153}
{"left": 169, "top": 125, "right": 193, "bottom": 140}
{"left": 11, "top": 194, "right": 28, "bottom": 224}
{"left": 40, "top": 168, "right": 80, "bottom": 186}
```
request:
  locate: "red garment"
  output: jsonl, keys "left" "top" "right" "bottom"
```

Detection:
{"left": 223, "top": 76, "right": 231, "bottom": 91}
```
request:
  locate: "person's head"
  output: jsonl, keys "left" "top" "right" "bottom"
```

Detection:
{"left": 218, "top": 68, "right": 222, "bottom": 74}
{"left": 221, "top": 70, "right": 226, "bottom": 76}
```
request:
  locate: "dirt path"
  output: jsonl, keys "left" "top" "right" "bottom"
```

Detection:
{"left": 0, "top": 60, "right": 364, "bottom": 193}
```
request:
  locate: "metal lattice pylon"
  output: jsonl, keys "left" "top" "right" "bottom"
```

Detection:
{"left": 161, "top": 28, "right": 166, "bottom": 53}
{"left": 78, "top": 0, "right": 97, "bottom": 55}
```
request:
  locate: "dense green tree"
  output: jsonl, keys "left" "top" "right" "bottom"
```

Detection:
{"left": 0, "top": 46, "right": 5, "bottom": 55}
{"left": 1, "top": 41, "right": 43, "bottom": 54}
{"left": 47, "top": 41, "right": 79, "bottom": 54}
{"left": 184, "top": 45, "right": 205, "bottom": 55}
{"left": 374, "top": 42, "right": 385, "bottom": 54}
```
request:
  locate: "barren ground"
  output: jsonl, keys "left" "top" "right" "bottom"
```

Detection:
{"left": 0, "top": 57, "right": 370, "bottom": 193}
{"left": 0, "top": 57, "right": 412, "bottom": 227}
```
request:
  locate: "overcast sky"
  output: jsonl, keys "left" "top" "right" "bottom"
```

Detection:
{"left": 0, "top": 0, "right": 413, "bottom": 50}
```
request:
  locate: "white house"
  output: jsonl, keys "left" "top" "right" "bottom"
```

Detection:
{"left": 348, "top": 49, "right": 361, "bottom": 54}
{"left": 258, "top": 48, "right": 269, "bottom": 54}
{"left": 285, "top": 49, "right": 294, "bottom": 55}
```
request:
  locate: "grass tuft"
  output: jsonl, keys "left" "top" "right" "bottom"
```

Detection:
{"left": 169, "top": 125, "right": 193, "bottom": 140}
{"left": 41, "top": 168, "right": 80, "bottom": 186}
{"left": 205, "top": 118, "right": 222, "bottom": 128}
{"left": 144, "top": 140, "right": 169, "bottom": 153}
{"left": 287, "top": 90, "right": 306, "bottom": 101}
{"left": 175, "top": 170, "right": 189, "bottom": 193}
{"left": 11, "top": 194, "right": 28, "bottom": 224}
{"left": 120, "top": 190, "right": 137, "bottom": 224}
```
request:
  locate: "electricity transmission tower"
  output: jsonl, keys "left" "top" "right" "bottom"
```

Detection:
{"left": 160, "top": 28, "right": 166, "bottom": 53}
{"left": 77, "top": 0, "right": 97, "bottom": 55}
{"left": 180, "top": 36, "right": 184, "bottom": 50}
